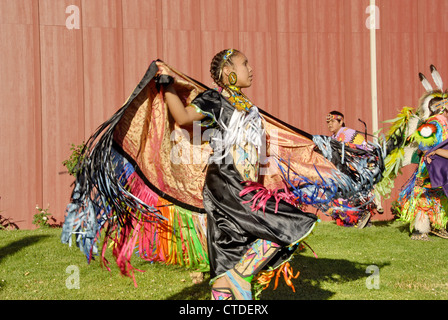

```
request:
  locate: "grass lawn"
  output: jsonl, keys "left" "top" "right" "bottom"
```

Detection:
{"left": 1, "top": 220, "right": 447, "bottom": 300}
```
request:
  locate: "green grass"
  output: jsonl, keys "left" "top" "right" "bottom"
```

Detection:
{"left": 1, "top": 220, "right": 447, "bottom": 300}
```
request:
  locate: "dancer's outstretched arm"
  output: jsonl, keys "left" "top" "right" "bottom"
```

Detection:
{"left": 161, "top": 72, "right": 205, "bottom": 126}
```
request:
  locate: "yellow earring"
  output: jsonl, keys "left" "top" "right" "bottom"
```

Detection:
{"left": 228, "top": 72, "right": 237, "bottom": 86}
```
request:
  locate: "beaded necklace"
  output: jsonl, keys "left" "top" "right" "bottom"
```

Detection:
{"left": 226, "top": 85, "right": 253, "bottom": 112}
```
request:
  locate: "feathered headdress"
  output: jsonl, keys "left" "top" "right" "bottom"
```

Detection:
{"left": 417, "top": 65, "right": 448, "bottom": 120}
{"left": 378, "top": 65, "right": 447, "bottom": 197}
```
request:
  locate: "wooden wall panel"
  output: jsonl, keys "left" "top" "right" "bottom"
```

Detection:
{"left": 161, "top": 30, "right": 203, "bottom": 80}
{"left": 276, "top": 33, "right": 312, "bottom": 132}
{"left": 199, "top": 0, "right": 239, "bottom": 86}
{"left": 199, "top": 31, "right": 237, "bottom": 88}
{"left": 82, "top": 27, "right": 125, "bottom": 134}
{"left": 122, "top": 0, "right": 159, "bottom": 30}
{"left": 4, "top": 0, "right": 448, "bottom": 227}
{"left": 421, "top": 0, "right": 448, "bottom": 32}
{"left": 275, "top": 0, "right": 309, "bottom": 33}
{"left": 82, "top": 0, "right": 121, "bottom": 28}
{"left": 417, "top": 0, "right": 448, "bottom": 81}
{"left": 0, "top": 0, "right": 34, "bottom": 24}
{"left": 122, "top": 0, "right": 161, "bottom": 96}
{"left": 0, "top": 0, "right": 42, "bottom": 228}
{"left": 122, "top": 29, "right": 160, "bottom": 94}
{"left": 39, "top": 23, "right": 84, "bottom": 225}
{"left": 160, "top": 0, "right": 203, "bottom": 80}
{"left": 39, "top": 0, "right": 81, "bottom": 26}
{"left": 37, "top": 0, "right": 84, "bottom": 227}
{"left": 343, "top": 31, "right": 372, "bottom": 136}
{"left": 238, "top": 31, "right": 275, "bottom": 114}
{"left": 200, "top": 0, "right": 236, "bottom": 33}
{"left": 81, "top": 0, "right": 125, "bottom": 135}
{"left": 161, "top": 0, "right": 200, "bottom": 32}
{"left": 238, "top": 0, "right": 272, "bottom": 33}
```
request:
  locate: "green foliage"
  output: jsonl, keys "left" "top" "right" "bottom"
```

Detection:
{"left": 32, "top": 205, "right": 52, "bottom": 229}
{"left": 0, "top": 213, "right": 19, "bottom": 230}
{"left": 62, "top": 142, "right": 86, "bottom": 177}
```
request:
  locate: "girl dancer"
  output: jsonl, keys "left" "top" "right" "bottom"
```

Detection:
{"left": 61, "top": 49, "right": 384, "bottom": 299}
{"left": 161, "top": 49, "right": 318, "bottom": 299}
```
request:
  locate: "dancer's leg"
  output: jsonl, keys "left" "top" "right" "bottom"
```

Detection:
{"left": 211, "top": 276, "right": 235, "bottom": 300}
{"left": 224, "top": 239, "right": 281, "bottom": 300}
{"left": 411, "top": 212, "right": 431, "bottom": 240}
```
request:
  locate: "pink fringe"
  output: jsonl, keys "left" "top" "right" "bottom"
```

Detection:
{"left": 239, "top": 181, "right": 299, "bottom": 214}
{"left": 100, "top": 170, "right": 167, "bottom": 287}
{"left": 127, "top": 171, "right": 159, "bottom": 206}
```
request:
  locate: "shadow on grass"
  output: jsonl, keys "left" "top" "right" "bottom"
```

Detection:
{"left": 370, "top": 219, "right": 413, "bottom": 238}
{"left": 393, "top": 222, "right": 413, "bottom": 236}
{"left": 0, "top": 235, "right": 50, "bottom": 265}
{"left": 370, "top": 219, "right": 412, "bottom": 236}
{"left": 0, "top": 234, "right": 50, "bottom": 293}
{"left": 370, "top": 220, "right": 397, "bottom": 227}
{"left": 165, "top": 254, "right": 390, "bottom": 300}
{"left": 270, "top": 255, "right": 389, "bottom": 300}
{"left": 166, "top": 274, "right": 212, "bottom": 300}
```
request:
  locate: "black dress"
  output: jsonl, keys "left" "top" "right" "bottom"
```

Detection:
{"left": 191, "top": 89, "right": 318, "bottom": 279}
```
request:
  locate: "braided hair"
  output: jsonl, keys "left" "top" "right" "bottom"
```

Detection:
{"left": 210, "top": 49, "right": 240, "bottom": 88}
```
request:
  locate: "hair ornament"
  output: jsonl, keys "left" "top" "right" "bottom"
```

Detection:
{"left": 223, "top": 49, "right": 234, "bottom": 62}
{"left": 218, "top": 49, "right": 235, "bottom": 84}
{"left": 326, "top": 114, "right": 343, "bottom": 122}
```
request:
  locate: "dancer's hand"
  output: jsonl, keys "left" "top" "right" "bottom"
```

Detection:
{"left": 424, "top": 148, "right": 448, "bottom": 164}
{"left": 425, "top": 151, "right": 436, "bottom": 164}
{"left": 155, "top": 67, "right": 174, "bottom": 91}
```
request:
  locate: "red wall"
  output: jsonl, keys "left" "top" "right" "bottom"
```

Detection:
{"left": 1, "top": 0, "right": 448, "bottom": 228}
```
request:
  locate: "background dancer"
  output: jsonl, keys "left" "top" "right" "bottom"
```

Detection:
{"left": 325, "top": 110, "right": 377, "bottom": 228}
{"left": 380, "top": 65, "right": 448, "bottom": 240}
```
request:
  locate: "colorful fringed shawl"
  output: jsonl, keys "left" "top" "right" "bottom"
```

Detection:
{"left": 61, "top": 60, "right": 384, "bottom": 291}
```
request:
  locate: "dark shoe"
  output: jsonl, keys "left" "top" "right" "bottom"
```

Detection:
{"left": 357, "top": 212, "right": 371, "bottom": 229}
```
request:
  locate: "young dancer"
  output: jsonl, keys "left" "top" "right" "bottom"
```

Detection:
{"left": 325, "top": 110, "right": 377, "bottom": 228}
{"left": 327, "top": 110, "right": 369, "bottom": 151}
{"left": 161, "top": 49, "right": 318, "bottom": 299}
{"left": 61, "top": 49, "right": 384, "bottom": 300}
